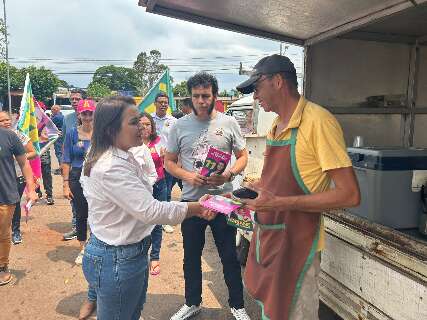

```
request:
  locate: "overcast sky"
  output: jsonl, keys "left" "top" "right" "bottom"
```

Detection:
{"left": 5, "top": 0, "right": 304, "bottom": 91}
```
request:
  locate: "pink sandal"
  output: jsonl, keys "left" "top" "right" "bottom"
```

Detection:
{"left": 150, "top": 263, "right": 160, "bottom": 276}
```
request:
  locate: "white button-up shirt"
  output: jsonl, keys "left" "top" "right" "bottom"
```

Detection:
{"left": 130, "top": 144, "right": 158, "bottom": 191}
{"left": 151, "top": 113, "right": 177, "bottom": 147}
{"left": 80, "top": 147, "right": 187, "bottom": 246}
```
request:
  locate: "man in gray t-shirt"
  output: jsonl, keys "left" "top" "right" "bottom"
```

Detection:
{"left": 165, "top": 73, "right": 250, "bottom": 320}
{"left": 167, "top": 111, "right": 245, "bottom": 201}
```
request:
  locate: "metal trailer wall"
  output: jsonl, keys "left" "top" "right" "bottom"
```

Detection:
{"left": 414, "top": 46, "right": 427, "bottom": 147}
{"left": 305, "top": 38, "right": 427, "bottom": 148}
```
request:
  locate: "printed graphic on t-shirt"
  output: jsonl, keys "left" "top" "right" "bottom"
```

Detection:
{"left": 191, "top": 129, "right": 210, "bottom": 173}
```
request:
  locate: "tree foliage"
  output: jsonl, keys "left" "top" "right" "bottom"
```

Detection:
{"left": 173, "top": 80, "right": 189, "bottom": 97}
{"left": 91, "top": 65, "right": 139, "bottom": 92}
{"left": 0, "top": 62, "right": 19, "bottom": 96}
{"left": 133, "top": 50, "right": 168, "bottom": 96}
{"left": 22, "top": 66, "right": 61, "bottom": 103}
{"left": 0, "top": 62, "right": 61, "bottom": 102}
{"left": 0, "top": 18, "right": 6, "bottom": 60}
{"left": 219, "top": 89, "right": 240, "bottom": 97}
{"left": 57, "top": 79, "right": 69, "bottom": 88}
{"left": 87, "top": 82, "right": 111, "bottom": 100}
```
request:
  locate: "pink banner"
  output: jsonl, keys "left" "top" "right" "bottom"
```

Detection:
{"left": 29, "top": 156, "right": 42, "bottom": 180}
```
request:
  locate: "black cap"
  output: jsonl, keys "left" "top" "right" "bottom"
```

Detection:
{"left": 236, "top": 54, "right": 296, "bottom": 94}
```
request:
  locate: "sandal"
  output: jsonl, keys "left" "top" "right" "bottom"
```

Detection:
{"left": 0, "top": 267, "right": 12, "bottom": 286}
{"left": 150, "top": 262, "right": 160, "bottom": 276}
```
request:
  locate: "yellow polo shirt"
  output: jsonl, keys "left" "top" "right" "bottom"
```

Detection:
{"left": 267, "top": 96, "right": 352, "bottom": 250}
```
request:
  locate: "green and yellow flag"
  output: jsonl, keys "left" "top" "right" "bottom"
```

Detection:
{"left": 17, "top": 73, "right": 40, "bottom": 154}
{"left": 138, "top": 69, "right": 175, "bottom": 114}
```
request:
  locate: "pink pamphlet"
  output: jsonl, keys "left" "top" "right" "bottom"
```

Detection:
{"left": 201, "top": 195, "right": 242, "bottom": 215}
{"left": 200, "top": 147, "right": 231, "bottom": 177}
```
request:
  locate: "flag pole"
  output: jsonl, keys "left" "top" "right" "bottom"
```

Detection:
{"left": 2, "top": 0, "right": 12, "bottom": 114}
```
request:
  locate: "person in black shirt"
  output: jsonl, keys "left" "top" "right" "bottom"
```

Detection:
{"left": 0, "top": 127, "right": 38, "bottom": 286}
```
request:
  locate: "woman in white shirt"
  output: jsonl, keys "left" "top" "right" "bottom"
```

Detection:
{"left": 80, "top": 96, "right": 214, "bottom": 320}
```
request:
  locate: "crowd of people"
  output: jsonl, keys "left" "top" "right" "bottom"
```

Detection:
{"left": 0, "top": 55, "right": 360, "bottom": 320}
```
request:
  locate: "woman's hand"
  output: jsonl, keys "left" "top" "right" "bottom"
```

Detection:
{"left": 198, "top": 194, "right": 217, "bottom": 221}
{"left": 186, "top": 195, "right": 217, "bottom": 221}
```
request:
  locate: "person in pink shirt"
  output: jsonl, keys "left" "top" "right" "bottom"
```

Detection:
{"left": 139, "top": 112, "right": 167, "bottom": 276}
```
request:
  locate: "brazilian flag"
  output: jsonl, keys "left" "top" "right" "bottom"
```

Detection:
{"left": 138, "top": 69, "right": 176, "bottom": 114}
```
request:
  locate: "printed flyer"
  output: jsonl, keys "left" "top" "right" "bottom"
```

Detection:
{"left": 227, "top": 207, "right": 255, "bottom": 231}
{"left": 201, "top": 195, "right": 242, "bottom": 215}
{"left": 200, "top": 195, "right": 255, "bottom": 231}
{"left": 200, "top": 147, "right": 231, "bottom": 177}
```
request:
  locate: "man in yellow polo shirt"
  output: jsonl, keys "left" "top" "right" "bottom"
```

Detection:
{"left": 236, "top": 54, "right": 360, "bottom": 320}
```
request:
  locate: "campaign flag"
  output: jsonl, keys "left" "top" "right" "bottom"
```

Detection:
{"left": 138, "top": 69, "right": 176, "bottom": 114}
{"left": 17, "top": 73, "right": 40, "bottom": 154}
{"left": 16, "top": 74, "right": 42, "bottom": 218}
{"left": 34, "top": 98, "right": 60, "bottom": 154}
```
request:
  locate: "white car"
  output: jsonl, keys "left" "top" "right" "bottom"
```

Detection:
{"left": 46, "top": 104, "right": 75, "bottom": 118}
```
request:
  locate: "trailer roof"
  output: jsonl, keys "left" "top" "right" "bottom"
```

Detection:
{"left": 138, "top": 0, "right": 427, "bottom": 45}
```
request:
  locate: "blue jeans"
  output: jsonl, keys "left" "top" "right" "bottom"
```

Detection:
{"left": 54, "top": 138, "right": 63, "bottom": 166}
{"left": 150, "top": 179, "right": 167, "bottom": 261}
{"left": 71, "top": 199, "right": 77, "bottom": 228}
{"left": 12, "top": 176, "right": 26, "bottom": 235}
{"left": 83, "top": 234, "right": 150, "bottom": 320}
{"left": 164, "top": 171, "right": 174, "bottom": 202}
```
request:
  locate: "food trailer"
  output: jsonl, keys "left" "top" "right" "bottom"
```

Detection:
{"left": 138, "top": 1, "right": 427, "bottom": 319}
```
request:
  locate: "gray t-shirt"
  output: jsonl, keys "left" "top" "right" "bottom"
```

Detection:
{"left": 167, "top": 112, "right": 246, "bottom": 201}
{"left": 0, "top": 128, "right": 26, "bottom": 204}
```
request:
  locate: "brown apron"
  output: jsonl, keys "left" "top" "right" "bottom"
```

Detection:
{"left": 244, "top": 128, "right": 321, "bottom": 320}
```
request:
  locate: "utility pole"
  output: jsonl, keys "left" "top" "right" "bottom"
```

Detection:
{"left": 2, "top": 0, "right": 11, "bottom": 114}
{"left": 280, "top": 43, "right": 282, "bottom": 55}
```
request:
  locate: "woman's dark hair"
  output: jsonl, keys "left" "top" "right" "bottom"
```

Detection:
{"left": 187, "top": 72, "right": 218, "bottom": 96}
{"left": 139, "top": 111, "right": 158, "bottom": 142}
{"left": 84, "top": 96, "right": 135, "bottom": 177}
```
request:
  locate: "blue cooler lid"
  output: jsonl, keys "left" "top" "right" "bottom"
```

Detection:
{"left": 347, "top": 147, "right": 427, "bottom": 170}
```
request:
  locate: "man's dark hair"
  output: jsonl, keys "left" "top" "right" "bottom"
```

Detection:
{"left": 182, "top": 97, "right": 192, "bottom": 107}
{"left": 172, "top": 110, "right": 184, "bottom": 119}
{"left": 70, "top": 88, "right": 86, "bottom": 99}
{"left": 278, "top": 72, "right": 298, "bottom": 93}
{"left": 155, "top": 92, "right": 169, "bottom": 103}
{"left": 187, "top": 72, "right": 218, "bottom": 96}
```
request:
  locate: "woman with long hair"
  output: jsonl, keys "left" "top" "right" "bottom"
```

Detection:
{"left": 0, "top": 111, "right": 37, "bottom": 245}
{"left": 138, "top": 112, "right": 166, "bottom": 276}
{"left": 62, "top": 99, "right": 96, "bottom": 264}
{"left": 61, "top": 100, "right": 97, "bottom": 319}
{"left": 81, "top": 96, "right": 214, "bottom": 320}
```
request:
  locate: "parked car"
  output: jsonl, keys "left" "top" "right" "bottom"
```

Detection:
{"left": 46, "top": 104, "right": 75, "bottom": 118}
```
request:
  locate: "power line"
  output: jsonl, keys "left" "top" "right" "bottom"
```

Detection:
{"left": 9, "top": 53, "right": 275, "bottom": 63}
{"left": 54, "top": 67, "right": 241, "bottom": 75}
